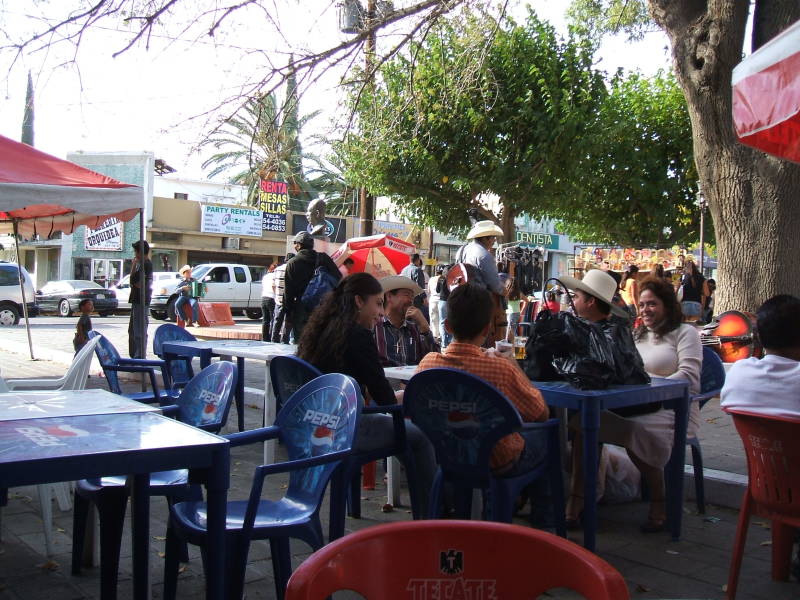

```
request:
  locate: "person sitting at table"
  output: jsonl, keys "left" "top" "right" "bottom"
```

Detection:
{"left": 564, "top": 275, "right": 701, "bottom": 533}
{"left": 720, "top": 294, "right": 800, "bottom": 580}
{"left": 296, "top": 272, "right": 436, "bottom": 516}
{"left": 175, "top": 265, "right": 200, "bottom": 327}
{"left": 721, "top": 294, "right": 800, "bottom": 416}
{"left": 416, "top": 283, "right": 550, "bottom": 522}
{"left": 374, "top": 275, "right": 438, "bottom": 367}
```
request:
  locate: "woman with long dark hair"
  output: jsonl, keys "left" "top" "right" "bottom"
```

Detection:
{"left": 297, "top": 272, "right": 435, "bottom": 515}
{"left": 566, "top": 276, "right": 701, "bottom": 532}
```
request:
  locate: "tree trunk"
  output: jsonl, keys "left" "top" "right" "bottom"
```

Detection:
{"left": 651, "top": 0, "right": 800, "bottom": 313}
{"left": 500, "top": 204, "right": 517, "bottom": 244}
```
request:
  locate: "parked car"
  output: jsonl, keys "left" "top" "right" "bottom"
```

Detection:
{"left": 0, "top": 261, "right": 38, "bottom": 326}
{"left": 36, "top": 280, "right": 118, "bottom": 317}
{"left": 111, "top": 271, "right": 181, "bottom": 311}
{"left": 149, "top": 263, "right": 263, "bottom": 321}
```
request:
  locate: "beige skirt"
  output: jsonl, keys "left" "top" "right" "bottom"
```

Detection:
{"left": 573, "top": 402, "right": 701, "bottom": 470}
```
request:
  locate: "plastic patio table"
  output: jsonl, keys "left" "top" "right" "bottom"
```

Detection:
{"left": 534, "top": 377, "right": 689, "bottom": 552}
{"left": 0, "top": 410, "right": 230, "bottom": 600}
{"left": 160, "top": 339, "right": 296, "bottom": 462}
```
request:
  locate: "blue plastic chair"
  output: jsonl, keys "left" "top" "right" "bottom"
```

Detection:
{"left": 153, "top": 323, "right": 197, "bottom": 391}
{"left": 269, "top": 355, "right": 420, "bottom": 540}
{"left": 88, "top": 331, "right": 174, "bottom": 404}
{"left": 70, "top": 361, "right": 237, "bottom": 599}
{"left": 404, "top": 368, "right": 565, "bottom": 533}
{"left": 164, "top": 372, "right": 361, "bottom": 600}
{"left": 686, "top": 346, "right": 726, "bottom": 513}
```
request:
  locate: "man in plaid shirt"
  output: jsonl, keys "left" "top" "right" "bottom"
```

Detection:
{"left": 416, "top": 282, "right": 548, "bottom": 475}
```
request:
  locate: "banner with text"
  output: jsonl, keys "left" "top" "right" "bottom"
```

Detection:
{"left": 258, "top": 180, "right": 288, "bottom": 232}
{"left": 85, "top": 218, "right": 124, "bottom": 251}
{"left": 201, "top": 204, "right": 263, "bottom": 237}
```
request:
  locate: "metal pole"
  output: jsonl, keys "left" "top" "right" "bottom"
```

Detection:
{"left": 138, "top": 209, "right": 147, "bottom": 391}
{"left": 358, "top": 0, "right": 377, "bottom": 237}
{"left": 698, "top": 190, "right": 706, "bottom": 276}
{"left": 12, "top": 220, "right": 35, "bottom": 360}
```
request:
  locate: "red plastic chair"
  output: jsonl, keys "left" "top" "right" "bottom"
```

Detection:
{"left": 724, "top": 408, "right": 800, "bottom": 599}
{"left": 285, "top": 520, "right": 630, "bottom": 600}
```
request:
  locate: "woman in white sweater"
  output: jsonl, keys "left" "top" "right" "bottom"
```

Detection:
{"left": 566, "top": 276, "right": 701, "bottom": 532}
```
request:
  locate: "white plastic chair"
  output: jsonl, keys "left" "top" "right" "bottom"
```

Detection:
{"left": 0, "top": 336, "right": 100, "bottom": 555}
{"left": 4, "top": 336, "right": 100, "bottom": 392}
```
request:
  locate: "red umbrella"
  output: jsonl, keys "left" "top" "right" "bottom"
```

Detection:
{"left": 331, "top": 234, "right": 416, "bottom": 277}
{"left": 732, "top": 19, "right": 800, "bottom": 163}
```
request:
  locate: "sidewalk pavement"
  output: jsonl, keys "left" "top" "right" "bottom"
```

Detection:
{"left": 0, "top": 320, "right": 796, "bottom": 599}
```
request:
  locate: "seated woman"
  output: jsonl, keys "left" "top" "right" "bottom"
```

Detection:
{"left": 175, "top": 265, "right": 200, "bottom": 327}
{"left": 296, "top": 272, "right": 436, "bottom": 516}
{"left": 566, "top": 276, "right": 701, "bottom": 532}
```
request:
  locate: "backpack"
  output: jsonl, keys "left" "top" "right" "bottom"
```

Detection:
{"left": 300, "top": 254, "right": 339, "bottom": 310}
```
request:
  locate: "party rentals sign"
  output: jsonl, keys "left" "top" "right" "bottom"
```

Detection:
{"left": 85, "top": 218, "right": 124, "bottom": 251}
{"left": 258, "top": 180, "right": 288, "bottom": 232}
{"left": 200, "top": 204, "right": 262, "bottom": 237}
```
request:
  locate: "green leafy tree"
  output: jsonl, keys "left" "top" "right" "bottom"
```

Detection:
{"left": 552, "top": 70, "right": 701, "bottom": 247}
{"left": 338, "top": 8, "right": 606, "bottom": 237}
{"left": 568, "top": 0, "right": 800, "bottom": 313}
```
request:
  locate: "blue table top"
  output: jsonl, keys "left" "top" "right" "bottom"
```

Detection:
{"left": 0, "top": 389, "right": 159, "bottom": 421}
{"left": 534, "top": 377, "right": 688, "bottom": 409}
{"left": 0, "top": 412, "right": 225, "bottom": 463}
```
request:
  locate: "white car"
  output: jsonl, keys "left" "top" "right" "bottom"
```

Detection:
{"left": 111, "top": 271, "right": 181, "bottom": 311}
{"left": 0, "top": 262, "right": 37, "bottom": 326}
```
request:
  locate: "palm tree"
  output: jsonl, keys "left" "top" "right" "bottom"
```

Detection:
{"left": 201, "top": 75, "right": 317, "bottom": 209}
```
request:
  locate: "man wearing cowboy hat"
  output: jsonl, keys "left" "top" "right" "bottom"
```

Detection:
{"left": 558, "top": 269, "right": 630, "bottom": 323}
{"left": 375, "top": 275, "right": 439, "bottom": 367}
{"left": 456, "top": 220, "right": 505, "bottom": 296}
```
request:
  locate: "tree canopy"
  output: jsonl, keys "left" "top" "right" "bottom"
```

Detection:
{"left": 551, "top": 70, "right": 700, "bottom": 247}
{"left": 338, "top": 8, "right": 606, "bottom": 236}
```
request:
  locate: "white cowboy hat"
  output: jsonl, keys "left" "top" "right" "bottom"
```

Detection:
{"left": 466, "top": 220, "right": 504, "bottom": 240}
{"left": 379, "top": 275, "right": 423, "bottom": 296}
{"left": 558, "top": 269, "right": 630, "bottom": 319}
{"left": 179, "top": 264, "right": 192, "bottom": 275}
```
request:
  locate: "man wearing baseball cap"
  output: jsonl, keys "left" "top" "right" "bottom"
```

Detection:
{"left": 375, "top": 275, "right": 438, "bottom": 366}
{"left": 284, "top": 231, "right": 341, "bottom": 340}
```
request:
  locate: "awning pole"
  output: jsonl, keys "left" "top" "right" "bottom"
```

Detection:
{"left": 139, "top": 209, "right": 147, "bottom": 392}
{"left": 13, "top": 220, "right": 35, "bottom": 360}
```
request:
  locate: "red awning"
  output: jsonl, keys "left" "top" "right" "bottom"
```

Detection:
{"left": 733, "top": 20, "right": 800, "bottom": 163}
{"left": 0, "top": 134, "right": 142, "bottom": 235}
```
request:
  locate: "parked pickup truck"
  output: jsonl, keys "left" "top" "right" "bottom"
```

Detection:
{"left": 149, "top": 263, "right": 264, "bottom": 321}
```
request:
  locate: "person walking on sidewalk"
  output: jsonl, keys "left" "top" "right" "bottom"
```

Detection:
{"left": 271, "top": 254, "right": 293, "bottom": 344}
{"left": 128, "top": 240, "right": 153, "bottom": 358}
{"left": 261, "top": 264, "right": 277, "bottom": 341}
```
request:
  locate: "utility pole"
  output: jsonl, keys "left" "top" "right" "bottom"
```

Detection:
{"left": 358, "top": 0, "right": 376, "bottom": 237}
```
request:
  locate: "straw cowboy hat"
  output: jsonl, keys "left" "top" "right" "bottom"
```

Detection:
{"left": 179, "top": 264, "right": 192, "bottom": 275}
{"left": 466, "top": 220, "right": 504, "bottom": 240}
{"left": 379, "top": 275, "right": 424, "bottom": 296}
{"left": 558, "top": 269, "right": 630, "bottom": 319}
